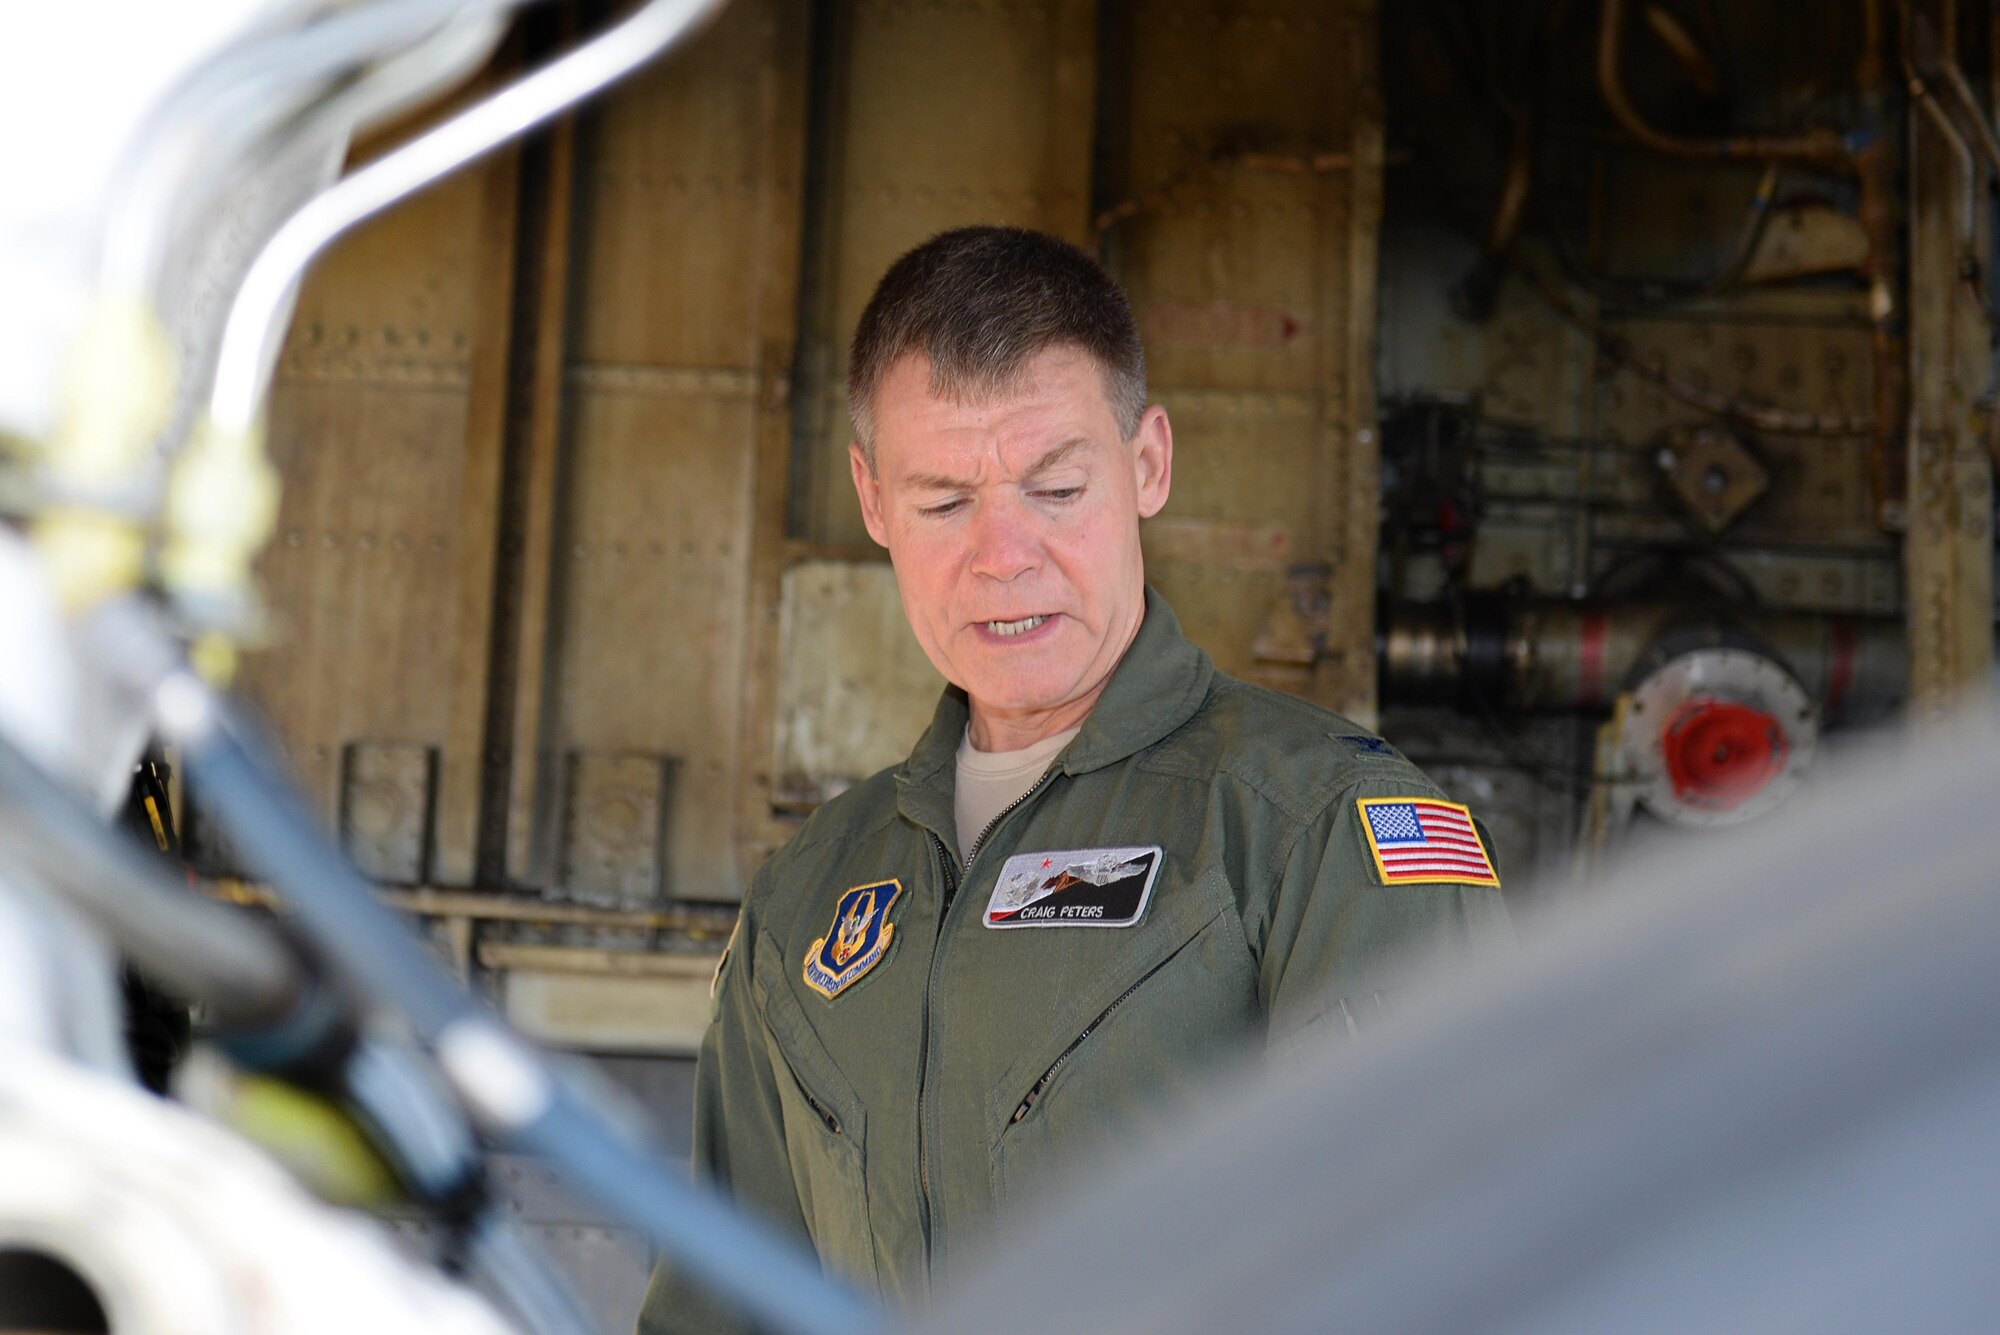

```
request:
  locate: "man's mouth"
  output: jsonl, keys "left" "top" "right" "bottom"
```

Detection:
{"left": 984, "top": 615, "right": 1048, "bottom": 638}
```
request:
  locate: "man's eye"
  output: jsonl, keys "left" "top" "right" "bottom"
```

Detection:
{"left": 1037, "top": 486, "right": 1083, "bottom": 502}
{"left": 918, "top": 499, "right": 966, "bottom": 517}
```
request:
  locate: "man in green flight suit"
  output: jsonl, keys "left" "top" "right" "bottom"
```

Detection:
{"left": 639, "top": 226, "right": 1507, "bottom": 1331}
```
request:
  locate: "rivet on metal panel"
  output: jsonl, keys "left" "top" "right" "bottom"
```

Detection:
{"left": 340, "top": 741, "right": 438, "bottom": 886}
{"left": 559, "top": 753, "right": 676, "bottom": 906}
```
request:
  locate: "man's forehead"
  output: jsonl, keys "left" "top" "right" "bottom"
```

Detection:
{"left": 878, "top": 345, "right": 1109, "bottom": 419}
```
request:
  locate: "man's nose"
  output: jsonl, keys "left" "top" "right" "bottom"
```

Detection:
{"left": 966, "top": 494, "right": 1040, "bottom": 582}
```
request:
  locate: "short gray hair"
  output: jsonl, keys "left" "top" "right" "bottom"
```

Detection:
{"left": 847, "top": 226, "right": 1147, "bottom": 466}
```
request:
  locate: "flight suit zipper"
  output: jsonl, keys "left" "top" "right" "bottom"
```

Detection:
{"left": 1009, "top": 948, "right": 1176, "bottom": 1125}
{"left": 914, "top": 770, "right": 1057, "bottom": 1261}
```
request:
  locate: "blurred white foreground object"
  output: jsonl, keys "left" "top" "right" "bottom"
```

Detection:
{"left": 0, "top": 1034, "right": 518, "bottom": 1334}
{"left": 0, "top": 2, "right": 266, "bottom": 441}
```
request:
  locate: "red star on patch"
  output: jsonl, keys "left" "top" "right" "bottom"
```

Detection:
{"left": 1040, "top": 857, "right": 1052, "bottom": 868}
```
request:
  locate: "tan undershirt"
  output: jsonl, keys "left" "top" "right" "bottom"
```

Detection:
{"left": 953, "top": 724, "right": 1080, "bottom": 859}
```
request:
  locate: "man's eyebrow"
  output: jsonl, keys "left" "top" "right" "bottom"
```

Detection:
{"left": 900, "top": 438, "right": 1090, "bottom": 492}
{"left": 903, "top": 466, "right": 977, "bottom": 491}
{"left": 1023, "top": 438, "right": 1090, "bottom": 477}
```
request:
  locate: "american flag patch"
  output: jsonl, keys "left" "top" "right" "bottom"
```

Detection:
{"left": 1357, "top": 797, "right": 1500, "bottom": 887}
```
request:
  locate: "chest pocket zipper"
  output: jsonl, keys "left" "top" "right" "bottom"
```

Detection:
{"left": 795, "top": 1076, "right": 842, "bottom": 1136}
{"left": 1009, "top": 951, "right": 1181, "bottom": 1126}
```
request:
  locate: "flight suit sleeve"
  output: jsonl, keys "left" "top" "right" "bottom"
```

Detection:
{"left": 1256, "top": 773, "right": 1512, "bottom": 1052}
{"left": 636, "top": 910, "right": 814, "bottom": 1335}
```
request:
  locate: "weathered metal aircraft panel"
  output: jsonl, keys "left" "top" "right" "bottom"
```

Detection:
{"left": 540, "top": 0, "right": 808, "bottom": 903}
{"left": 801, "top": 0, "right": 1099, "bottom": 550}
{"left": 771, "top": 560, "right": 944, "bottom": 806}
{"left": 246, "top": 158, "right": 509, "bottom": 832}
{"left": 549, "top": 387, "right": 760, "bottom": 901}
{"left": 570, "top": 2, "right": 797, "bottom": 370}
{"left": 1141, "top": 391, "right": 1318, "bottom": 681}
{"left": 1905, "top": 80, "right": 1996, "bottom": 718}
{"left": 1107, "top": 0, "right": 1383, "bottom": 717}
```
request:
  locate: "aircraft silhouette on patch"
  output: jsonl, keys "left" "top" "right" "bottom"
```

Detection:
{"left": 984, "top": 846, "right": 1163, "bottom": 929}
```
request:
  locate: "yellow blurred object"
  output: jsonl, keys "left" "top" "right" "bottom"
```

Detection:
{"left": 37, "top": 507, "right": 147, "bottom": 609}
{"left": 161, "top": 415, "right": 280, "bottom": 612}
{"left": 33, "top": 297, "right": 178, "bottom": 610}
{"left": 209, "top": 1069, "right": 402, "bottom": 1208}
{"left": 192, "top": 631, "right": 241, "bottom": 687}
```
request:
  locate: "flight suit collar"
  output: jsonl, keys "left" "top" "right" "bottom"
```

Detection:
{"left": 896, "top": 588, "right": 1215, "bottom": 843}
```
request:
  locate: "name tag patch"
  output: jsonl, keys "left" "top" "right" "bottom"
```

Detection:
{"left": 983, "top": 846, "right": 1162, "bottom": 929}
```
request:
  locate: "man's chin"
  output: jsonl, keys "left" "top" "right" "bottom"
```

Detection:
{"left": 962, "top": 671, "right": 1090, "bottom": 721}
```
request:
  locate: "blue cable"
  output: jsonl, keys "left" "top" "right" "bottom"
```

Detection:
{"left": 172, "top": 680, "right": 881, "bottom": 1335}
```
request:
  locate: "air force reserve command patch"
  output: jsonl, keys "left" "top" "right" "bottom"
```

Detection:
{"left": 1357, "top": 797, "right": 1500, "bottom": 886}
{"left": 803, "top": 880, "right": 903, "bottom": 999}
{"left": 984, "top": 846, "right": 1163, "bottom": 928}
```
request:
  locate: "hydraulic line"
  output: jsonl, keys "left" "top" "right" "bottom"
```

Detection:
{"left": 0, "top": 728, "right": 299, "bottom": 1033}
{"left": 173, "top": 0, "right": 729, "bottom": 622}
{"left": 103, "top": 0, "right": 526, "bottom": 298}
{"left": 152, "top": 670, "right": 878, "bottom": 1335}
{"left": 206, "top": 0, "right": 728, "bottom": 437}
{"left": 464, "top": 1213, "right": 600, "bottom": 1335}
{"left": 1596, "top": 0, "right": 1851, "bottom": 165}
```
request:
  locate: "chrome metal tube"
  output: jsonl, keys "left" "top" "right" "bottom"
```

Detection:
{"left": 103, "top": 0, "right": 506, "bottom": 297}
{"left": 208, "top": 0, "right": 729, "bottom": 435}
{"left": 1379, "top": 599, "right": 1910, "bottom": 718}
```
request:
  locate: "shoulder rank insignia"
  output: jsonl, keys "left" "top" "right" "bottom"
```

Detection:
{"left": 1357, "top": 797, "right": 1500, "bottom": 887}
{"left": 803, "top": 880, "right": 904, "bottom": 999}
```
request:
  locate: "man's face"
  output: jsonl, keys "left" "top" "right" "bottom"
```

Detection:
{"left": 850, "top": 346, "right": 1172, "bottom": 750}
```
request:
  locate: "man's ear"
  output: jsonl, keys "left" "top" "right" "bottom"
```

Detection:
{"left": 850, "top": 441, "right": 890, "bottom": 547}
{"left": 1131, "top": 405, "right": 1173, "bottom": 519}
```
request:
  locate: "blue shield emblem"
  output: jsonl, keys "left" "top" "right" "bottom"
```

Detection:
{"left": 803, "top": 880, "right": 904, "bottom": 999}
